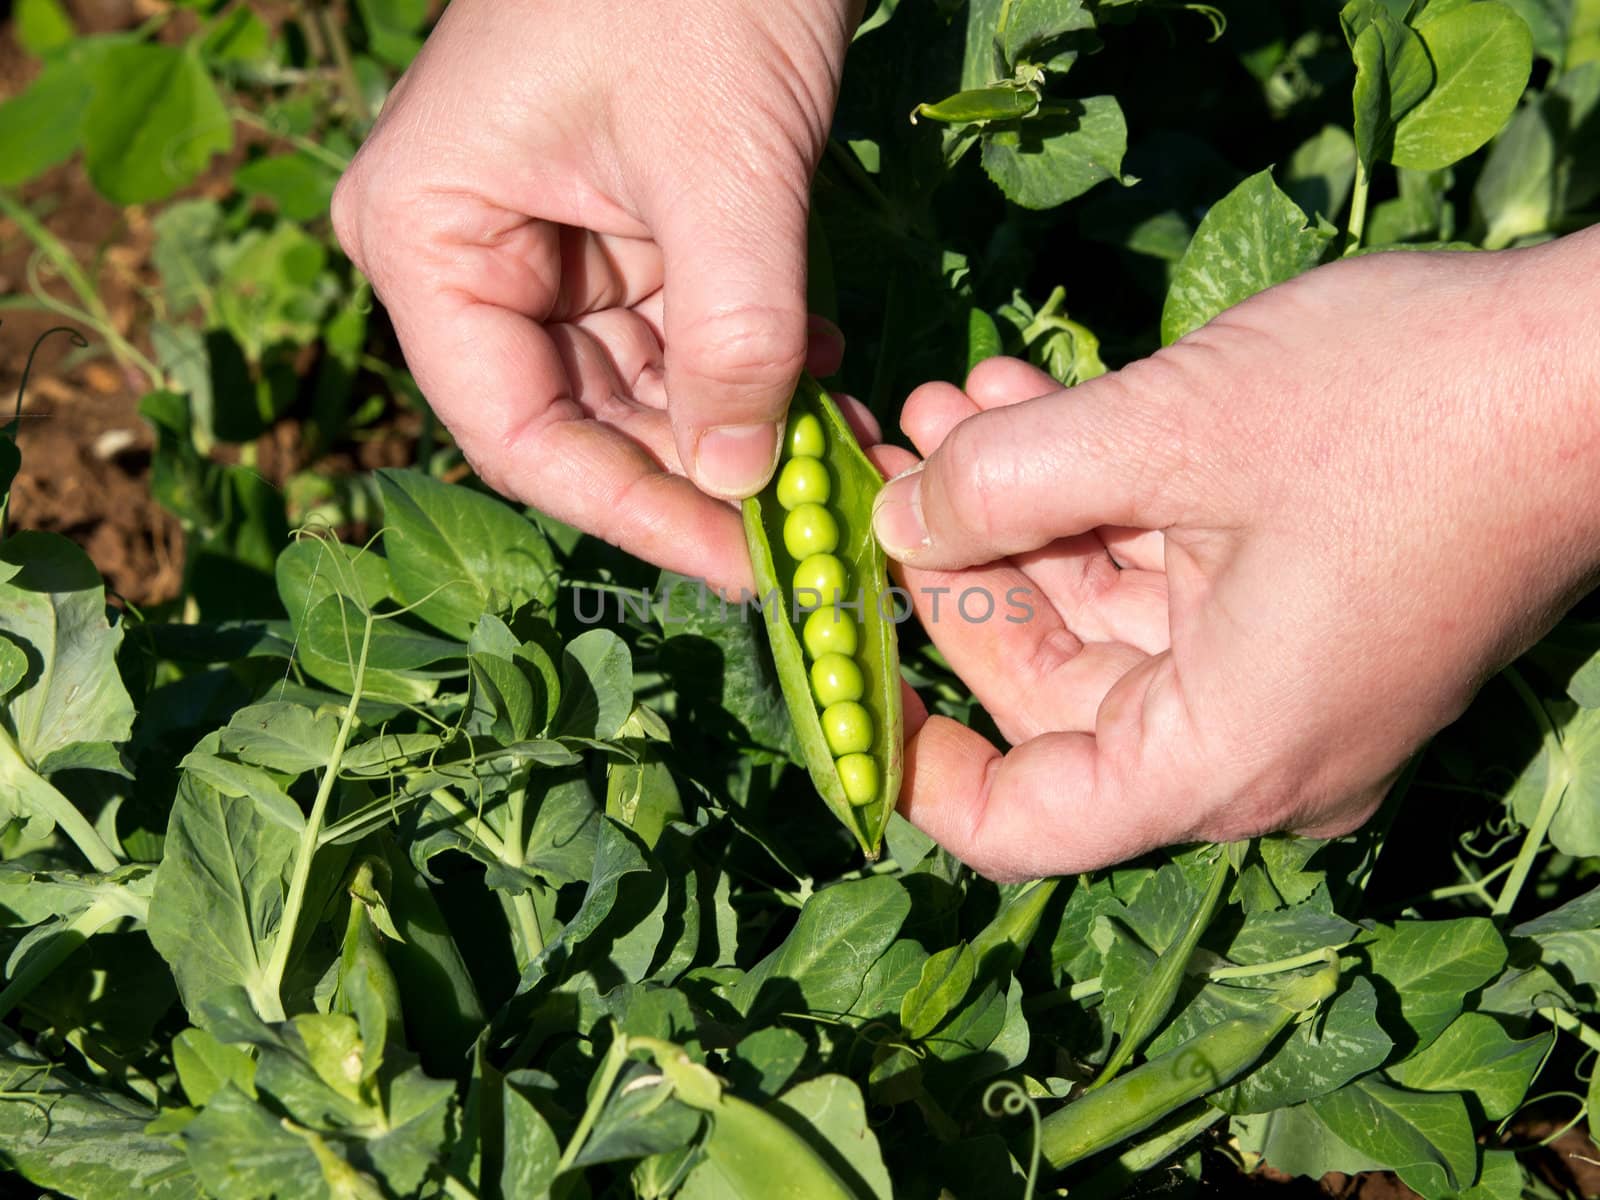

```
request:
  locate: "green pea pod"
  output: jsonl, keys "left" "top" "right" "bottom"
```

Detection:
{"left": 634, "top": 1037, "right": 862, "bottom": 1200}
{"left": 743, "top": 375, "right": 902, "bottom": 859}
{"left": 913, "top": 84, "right": 1040, "bottom": 126}
{"left": 1039, "top": 959, "right": 1339, "bottom": 1169}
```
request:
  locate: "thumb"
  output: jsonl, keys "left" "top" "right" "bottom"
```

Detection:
{"left": 872, "top": 366, "right": 1202, "bottom": 569}
{"left": 656, "top": 178, "right": 811, "bottom": 500}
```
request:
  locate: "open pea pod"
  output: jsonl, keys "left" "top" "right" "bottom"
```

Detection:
{"left": 742, "top": 375, "right": 902, "bottom": 859}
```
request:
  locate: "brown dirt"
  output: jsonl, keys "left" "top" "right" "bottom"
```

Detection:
{"left": 0, "top": 1, "right": 187, "bottom": 607}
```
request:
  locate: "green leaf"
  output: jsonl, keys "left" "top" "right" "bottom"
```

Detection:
{"left": 148, "top": 773, "right": 297, "bottom": 1018}
{"left": 900, "top": 944, "right": 977, "bottom": 1039}
{"left": 0, "top": 46, "right": 102, "bottom": 186}
{"left": 1233, "top": 1102, "right": 1388, "bottom": 1182}
{"left": 771, "top": 1076, "right": 893, "bottom": 1200}
{"left": 219, "top": 702, "right": 340, "bottom": 777}
{"left": 1387, "top": 1012, "right": 1550, "bottom": 1119}
{"left": 180, "top": 1084, "right": 329, "bottom": 1199}
{"left": 82, "top": 42, "right": 234, "bottom": 203}
{"left": 1160, "top": 171, "right": 1332, "bottom": 345}
{"left": 1351, "top": 12, "right": 1434, "bottom": 167}
{"left": 0, "top": 634, "right": 26, "bottom": 699}
{"left": 1310, "top": 1077, "right": 1477, "bottom": 1196}
{"left": 376, "top": 469, "right": 558, "bottom": 638}
{"left": 1474, "top": 61, "right": 1600, "bottom": 248}
{"left": 354, "top": 0, "right": 429, "bottom": 67}
{"left": 1206, "top": 976, "right": 1393, "bottom": 1113}
{"left": 16, "top": 0, "right": 74, "bottom": 56}
{"left": 0, "top": 1049, "right": 198, "bottom": 1199}
{"left": 235, "top": 152, "right": 340, "bottom": 222}
{"left": 1509, "top": 704, "right": 1600, "bottom": 856}
{"left": 999, "top": 0, "right": 1096, "bottom": 69}
{"left": 1391, "top": 2, "right": 1534, "bottom": 170}
{"left": 174, "top": 1027, "right": 259, "bottom": 1107}
{"left": 0, "top": 531, "right": 135, "bottom": 773}
{"left": 734, "top": 876, "right": 911, "bottom": 1018}
{"left": 1282, "top": 125, "right": 1358, "bottom": 220}
{"left": 180, "top": 752, "right": 306, "bottom": 835}
{"left": 555, "top": 628, "right": 634, "bottom": 741}
{"left": 981, "top": 97, "right": 1128, "bottom": 210}
{"left": 500, "top": 1072, "right": 561, "bottom": 1197}
{"left": 1366, "top": 917, "right": 1507, "bottom": 1050}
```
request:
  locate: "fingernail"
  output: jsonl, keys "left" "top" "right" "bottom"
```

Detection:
{"left": 695, "top": 423, "right": 781, "bottom": 498}
{"left": 872, "top": 464, "right": 928, "bottom": 558}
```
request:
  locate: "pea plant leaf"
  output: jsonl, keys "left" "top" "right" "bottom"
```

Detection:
{"left": 0, "top": 531, "right": 134, "bottom": 776}
{"left": 147, "top": 769, "right": 297, "bottom": 1019}
{"left": 1350, "top": 10, "right": 1435, "bottom": 168}
{"left": 1474, "top": 61, "right": 1600, "bottom": 248}
{"left": 1387, "top": 1012, "right": 1551, "bottom": 1119}
{"left": 1310, "top": 1077, "right": 1478, "bottom": 1196}
{"left": 1160, "top": 170, "right": 1334, "bottom": 346}
{"left": 82, "top": 42, "right": 233, "bottom": 203}
{"left": 734, "top": 875, "right": 912, "bottom": 1018}
{"left": 376, "top": 468, "right": 558, "bottom": 639}
{"left": 1391, "top": 2, "right": 1534, "bottom": 170}
{"left": 980, "top": 97, "right": 1129, "bottom": 210}
{"left": 1364, "top": 917, "right": 1508, "bottom": 1051}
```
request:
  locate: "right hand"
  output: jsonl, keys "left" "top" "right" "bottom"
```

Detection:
{"left": 332, "top": 0, "right": 858, "bottom": 594}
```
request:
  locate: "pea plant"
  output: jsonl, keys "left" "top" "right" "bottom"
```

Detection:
{"left": 3, "top": 0, "right": 1600, "bottom": 1197}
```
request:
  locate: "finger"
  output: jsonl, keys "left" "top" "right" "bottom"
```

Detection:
{"left": 901, "top": 382, "right": 976, "bottom": 458}
{"left": 965, "top": 356, "right": 1059, "bottom": 408}
{"left": 899, "top": 720, "right": 1165, "bottom": 880}
{"left": 1010, "top": 537, "right": 1170, "bottom": 654}
{"left": 1100, "top": 526, "right": 1166, "bottom": 573}
{"left": 381, "top": 274, "right": 755, "bottom": 592}
{"left": 807, "top": 315, "right": 845, "bottom": 378}
{"left": 872, "top": 369, "right": 1198, "bottom": 569}
{"left": 897, "top": 560, "right": 1148, "bottom": 742}
{"left": 831, "top": 393, "right": 883, "bottom": 448}
{"left": 653, "top": 174, "right": 810, "bottom": 500}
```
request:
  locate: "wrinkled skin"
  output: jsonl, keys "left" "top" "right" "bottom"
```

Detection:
{"left": 333, "top": 0, "right": 860, "bottom": 595}
{"left": 870, "top": 235, "right": 1600, "bottom": 879}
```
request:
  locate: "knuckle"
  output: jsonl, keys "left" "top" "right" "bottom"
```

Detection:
{"left": 678, "top": 306, "right": 808, "bottom": 398}
{"left": 937, "top": 421, "right": 1005, "bottom": 545}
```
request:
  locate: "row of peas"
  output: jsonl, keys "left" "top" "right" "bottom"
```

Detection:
{"left": 777, "top": 412, "right": 879, "bottom": 806}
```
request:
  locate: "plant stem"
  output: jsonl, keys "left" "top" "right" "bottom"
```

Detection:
{"left": 427, "top": 788, "right": 510, "bottom": 859}
{"left": 0, "top": 731, "right": 122, "bottom": 873}
{"left": 554, "top": 1031, "right": 630, "bottom": 1173}
{"left": 307, "top": 0, "right": 372, "bottom": 125}
{"left": 1493, "top": 667, "right": 1568, "bottom": 918}
{"left": 0, "top": 191, "right": 162, "bottom": 388}
{"left": 260, "top": 611, "right": 372, "bottom": 1021}
{"left": 229, "top": 107, "right": 353, "bottom": 172}
{"left": 1541, "top": 1006, "right": 1600, "bottom": 1054}
{"left": 1345, "top": 158, "right": 1371, "bottom": 254}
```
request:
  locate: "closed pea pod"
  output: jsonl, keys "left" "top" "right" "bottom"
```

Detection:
{"left": 912, "top": 83, "right": 1041, "bottom": 126}
{"left": 1038, "top": 960, "right": 1339, "bottom": 1169}
{"left": 743, "top": 376, "right": 903, "bottom": 856}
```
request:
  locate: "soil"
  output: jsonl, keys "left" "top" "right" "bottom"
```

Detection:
{"left": 0, "top": 0, "right": 184, "bottom": 607}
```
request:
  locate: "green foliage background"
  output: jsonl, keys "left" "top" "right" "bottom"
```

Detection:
{"left": 2, "top": 0, "right": 1600, "bottom": 1196}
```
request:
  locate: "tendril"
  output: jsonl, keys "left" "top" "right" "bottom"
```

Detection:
{"left": 982, "top": 1080, "right": 1040, "bottom": 1200}
{"left": 8, "top": 326, "right": 87, "bottom": 435}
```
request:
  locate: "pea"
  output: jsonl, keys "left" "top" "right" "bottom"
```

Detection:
{"left": 821, "top": 701, "right": 873, "bottom": 756}
{"left": 776, "top": 456, "right": 831, "bottom": 509}
{"left": 793, "top": 553, "right": 849, "bottom": 606}
{"left": 787, "top": 412, "right": 826, "bottom": 459}
{"left": 783, "top": 503, "right": 840, "bottom": 560}
{"left": 803, "top": 605, "right": 858, "bottom": 659}
{"left": 835, "top": 753, "right": 879, "bottom": 806}
{"left": 810, "top": 653, "right": 864, "bottom": 706}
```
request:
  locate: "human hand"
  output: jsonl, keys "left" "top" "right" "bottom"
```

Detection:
{"left": 871, "top": 235, "right": 1600, "bottom": 879}
{"left": 332, "top": 0, "right": 859, "bottom": 594}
